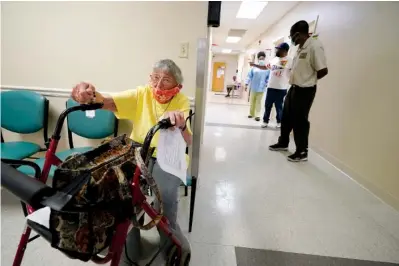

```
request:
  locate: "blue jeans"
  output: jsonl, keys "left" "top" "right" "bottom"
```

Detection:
{"left": 263, "top": 88, "right": 287, "bottom": 123}
{"left": 119, "top": 160, "right": 190, "bottom": 265}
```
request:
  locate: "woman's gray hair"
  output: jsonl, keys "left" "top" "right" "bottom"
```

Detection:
{"left": 153, "top": 59, "right": 184, "bottom": 84}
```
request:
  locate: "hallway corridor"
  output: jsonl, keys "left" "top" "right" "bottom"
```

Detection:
{"left": 1, "top": 1, "right": 399, "bottom": 265}
{"left": 188, "top": 102, "right": 399, "bottom": 265}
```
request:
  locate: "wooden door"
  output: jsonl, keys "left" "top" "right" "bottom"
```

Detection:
{"left": 212, "top": 62, "right": 226, "bottom": 92}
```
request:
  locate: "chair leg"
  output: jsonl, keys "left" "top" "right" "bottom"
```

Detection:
{"left": 188, "top": 176, "right": 197, "bottom": 233}
{"left": 184, "top": 185, "right": 188, "bottom": 196}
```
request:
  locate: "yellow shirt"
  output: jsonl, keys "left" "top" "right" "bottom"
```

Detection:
{"left": 111, "top": 85, "right": 192, "bottom": 158}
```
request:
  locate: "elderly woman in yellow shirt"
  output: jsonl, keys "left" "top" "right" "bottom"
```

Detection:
{"left": 71, "top": 59, "right": 191, "bottom": 265}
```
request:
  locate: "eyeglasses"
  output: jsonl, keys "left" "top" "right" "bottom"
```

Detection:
{"left": 150, "top": 75, "right": 176, "bottom": 87}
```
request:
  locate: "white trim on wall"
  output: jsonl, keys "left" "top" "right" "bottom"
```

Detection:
{"left": 1, "top": 85, "right": 81, "bottom": 98}
{"left": 0, "top": 85, "right": 195, "bottom": 107}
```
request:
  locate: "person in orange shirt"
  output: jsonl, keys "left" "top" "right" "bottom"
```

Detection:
{"left": 71, "top": 59, "right": 191, "bottom": 265}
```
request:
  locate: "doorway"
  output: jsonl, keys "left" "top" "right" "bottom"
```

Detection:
{"left": 212, "top": 62, "right": 226, "bottom": 92}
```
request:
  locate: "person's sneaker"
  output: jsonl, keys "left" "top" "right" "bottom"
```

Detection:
{"left": 255, "top": 117, "right": 260, "bottom": 121}
{"left": 248, "top": 115, "right": 253, "bottom": 118}
{"left": 276, "top": 123, "right": 281, "bottom": 128}
{"left": 269, "top": 143, "right": 288, "bottom": 151}
{"left": 287, "top": 151, "right": 308, "bottom": 162}
{"left": 261, "top": 122, "right": 268, "bottom": 128}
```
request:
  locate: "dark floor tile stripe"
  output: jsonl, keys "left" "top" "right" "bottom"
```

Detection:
{"left": 235, "top": 247, "right": 399, "bottom": 266}
{"left": 205, "top": 122, "right": 277, "bottom": 131}
{"left": 207, "top": 101, "right": 250, "bottom": 106}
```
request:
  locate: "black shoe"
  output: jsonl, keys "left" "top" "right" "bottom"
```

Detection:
{"left": 269, "top": 143, "right": 288, "bottom": 151}
{"left": 255, "top": 117, "right": 260, "bottom": 121}
{"left": 287, "top": 151, "right": 308, "bottom": 162}
{"left": 248, "top": 115, "right": 253, "bottom": 118}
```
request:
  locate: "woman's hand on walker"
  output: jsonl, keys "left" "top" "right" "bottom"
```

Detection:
{"left": 72, "top": 82, "right": 98, "bottom": 104}
{"left": 163, "top": 111, "right": 185, "bottom": 130}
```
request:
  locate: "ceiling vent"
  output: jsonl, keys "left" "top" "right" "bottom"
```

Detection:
{"left": 227, "top": 29, "right": 247, "bottom": 38}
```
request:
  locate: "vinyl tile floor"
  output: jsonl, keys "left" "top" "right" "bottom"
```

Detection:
{"left": 1, "top": 103, "right": 399, "bottom": 266}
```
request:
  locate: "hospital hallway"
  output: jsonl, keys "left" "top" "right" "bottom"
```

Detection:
{"left": 2, "top": 102, "right": 399, "bottom": 266}
{"left": 1, "top": 1, "right": 399, "bottom": 265}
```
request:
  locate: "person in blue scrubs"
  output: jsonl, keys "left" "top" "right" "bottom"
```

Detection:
{"left": 245, "top": 51, "right": 270, "bottom": 121}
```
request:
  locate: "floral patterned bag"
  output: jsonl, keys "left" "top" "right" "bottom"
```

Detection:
{"left": 50, "top": 135, "right": 142, "bottom": 261}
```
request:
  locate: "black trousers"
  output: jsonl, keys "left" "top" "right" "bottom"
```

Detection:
{"left": 278, "top": 85, "right": 316, "bottom": 152}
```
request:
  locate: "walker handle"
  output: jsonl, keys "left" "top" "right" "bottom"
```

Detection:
{"left": 52, "top": 103, "right": 104, "bottom": 139}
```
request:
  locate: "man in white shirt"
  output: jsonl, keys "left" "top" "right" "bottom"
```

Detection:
{"left": 226, "top": 75, "right": 238, "bottom": 97}
{"left": 269, "top": 20, "right": 328, "bottom": 162}
{"left": 261, "top": 42, "right": 292, "bottom": 128}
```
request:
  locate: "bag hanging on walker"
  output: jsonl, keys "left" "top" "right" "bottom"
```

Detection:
{"left": 50, "top": 135, "right": 141, "bottom": 261}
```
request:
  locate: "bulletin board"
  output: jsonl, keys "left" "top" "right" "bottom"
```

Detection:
{"left": 247, "top": 53, "right": 255, "bottom": 63}
{"left": 309, "top": 15, "right": 320, "bottom": 39}
{"left": 273, "top": 37, "right": 284, "bottom": 47}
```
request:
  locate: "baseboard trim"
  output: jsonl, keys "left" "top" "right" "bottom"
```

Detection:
{"left": 310, "top": 146, "right": 399, "bottom": 212}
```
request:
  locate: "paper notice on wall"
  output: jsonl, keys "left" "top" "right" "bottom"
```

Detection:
{"left": 216, "top": 68, "right": 225, "bottom": 78}
{"left": 157, "top": 129, "right": 187, "bottom": 184}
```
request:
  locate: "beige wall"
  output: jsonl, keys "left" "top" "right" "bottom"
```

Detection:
{"left": 1, "top": 1, "right": 208, "bottom": 98}
{"left": 1, "top": 1, "right": 207, "bottom": 150}
{"left": 211, "top": 54, "right": 238, "bottom": 92}
{"left": 248, "top": 1, "right": 399, "bottom": 210}
{"left": 237, "top": 53, "right": 245, "bottom": 83}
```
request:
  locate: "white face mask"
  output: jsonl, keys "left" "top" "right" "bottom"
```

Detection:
{"left": 258, "top": 60, "right": 266, "bottom": 66}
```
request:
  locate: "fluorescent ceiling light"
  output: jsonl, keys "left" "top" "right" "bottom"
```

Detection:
{"left": 226, "top": 36, "right": 242, "bottom": 43}
{"left": 236, "top": 1, "right": 268, "bottom": 19}
{"left": 222, "top": 49, "right": 232, "bottom": 54}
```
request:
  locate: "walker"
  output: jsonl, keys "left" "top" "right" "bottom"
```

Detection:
{"left": 1, "top": 102, "right": 192, "bottom": 266}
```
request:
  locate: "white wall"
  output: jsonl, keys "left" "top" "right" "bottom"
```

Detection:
{"left": 1, "top": 1, "right": 208, "bottom": 98}
{"left": 247, "top": 1, "right": 399, "bottom": 210}
{"left": 211, "top": 54, "right": 238, "bottom": 92}
{"left": 237, "top": 53, "right": 245, "bottom": 83}
{"left": 1, "top": 1, "right": 208, "bottom": 151}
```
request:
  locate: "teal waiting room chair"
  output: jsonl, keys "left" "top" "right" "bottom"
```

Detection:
{"left": 18, "top": 98, "right": 118, "bottom": 177}
{"left": 1, "top": 90, "right": 49, "bottom": 160}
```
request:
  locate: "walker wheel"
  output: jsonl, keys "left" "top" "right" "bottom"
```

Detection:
{"left": 166, "top": 245, "right": 190, "bottom": 266}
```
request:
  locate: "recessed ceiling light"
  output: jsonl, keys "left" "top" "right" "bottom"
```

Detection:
{"left": 236, "top": 1, "right": 268, "bottom": 19}
{"left": 222, "top": 49, "right": 232, "bottom": 54}
{"left": 226, "top": 36, "right": 242, "bottom": 43}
